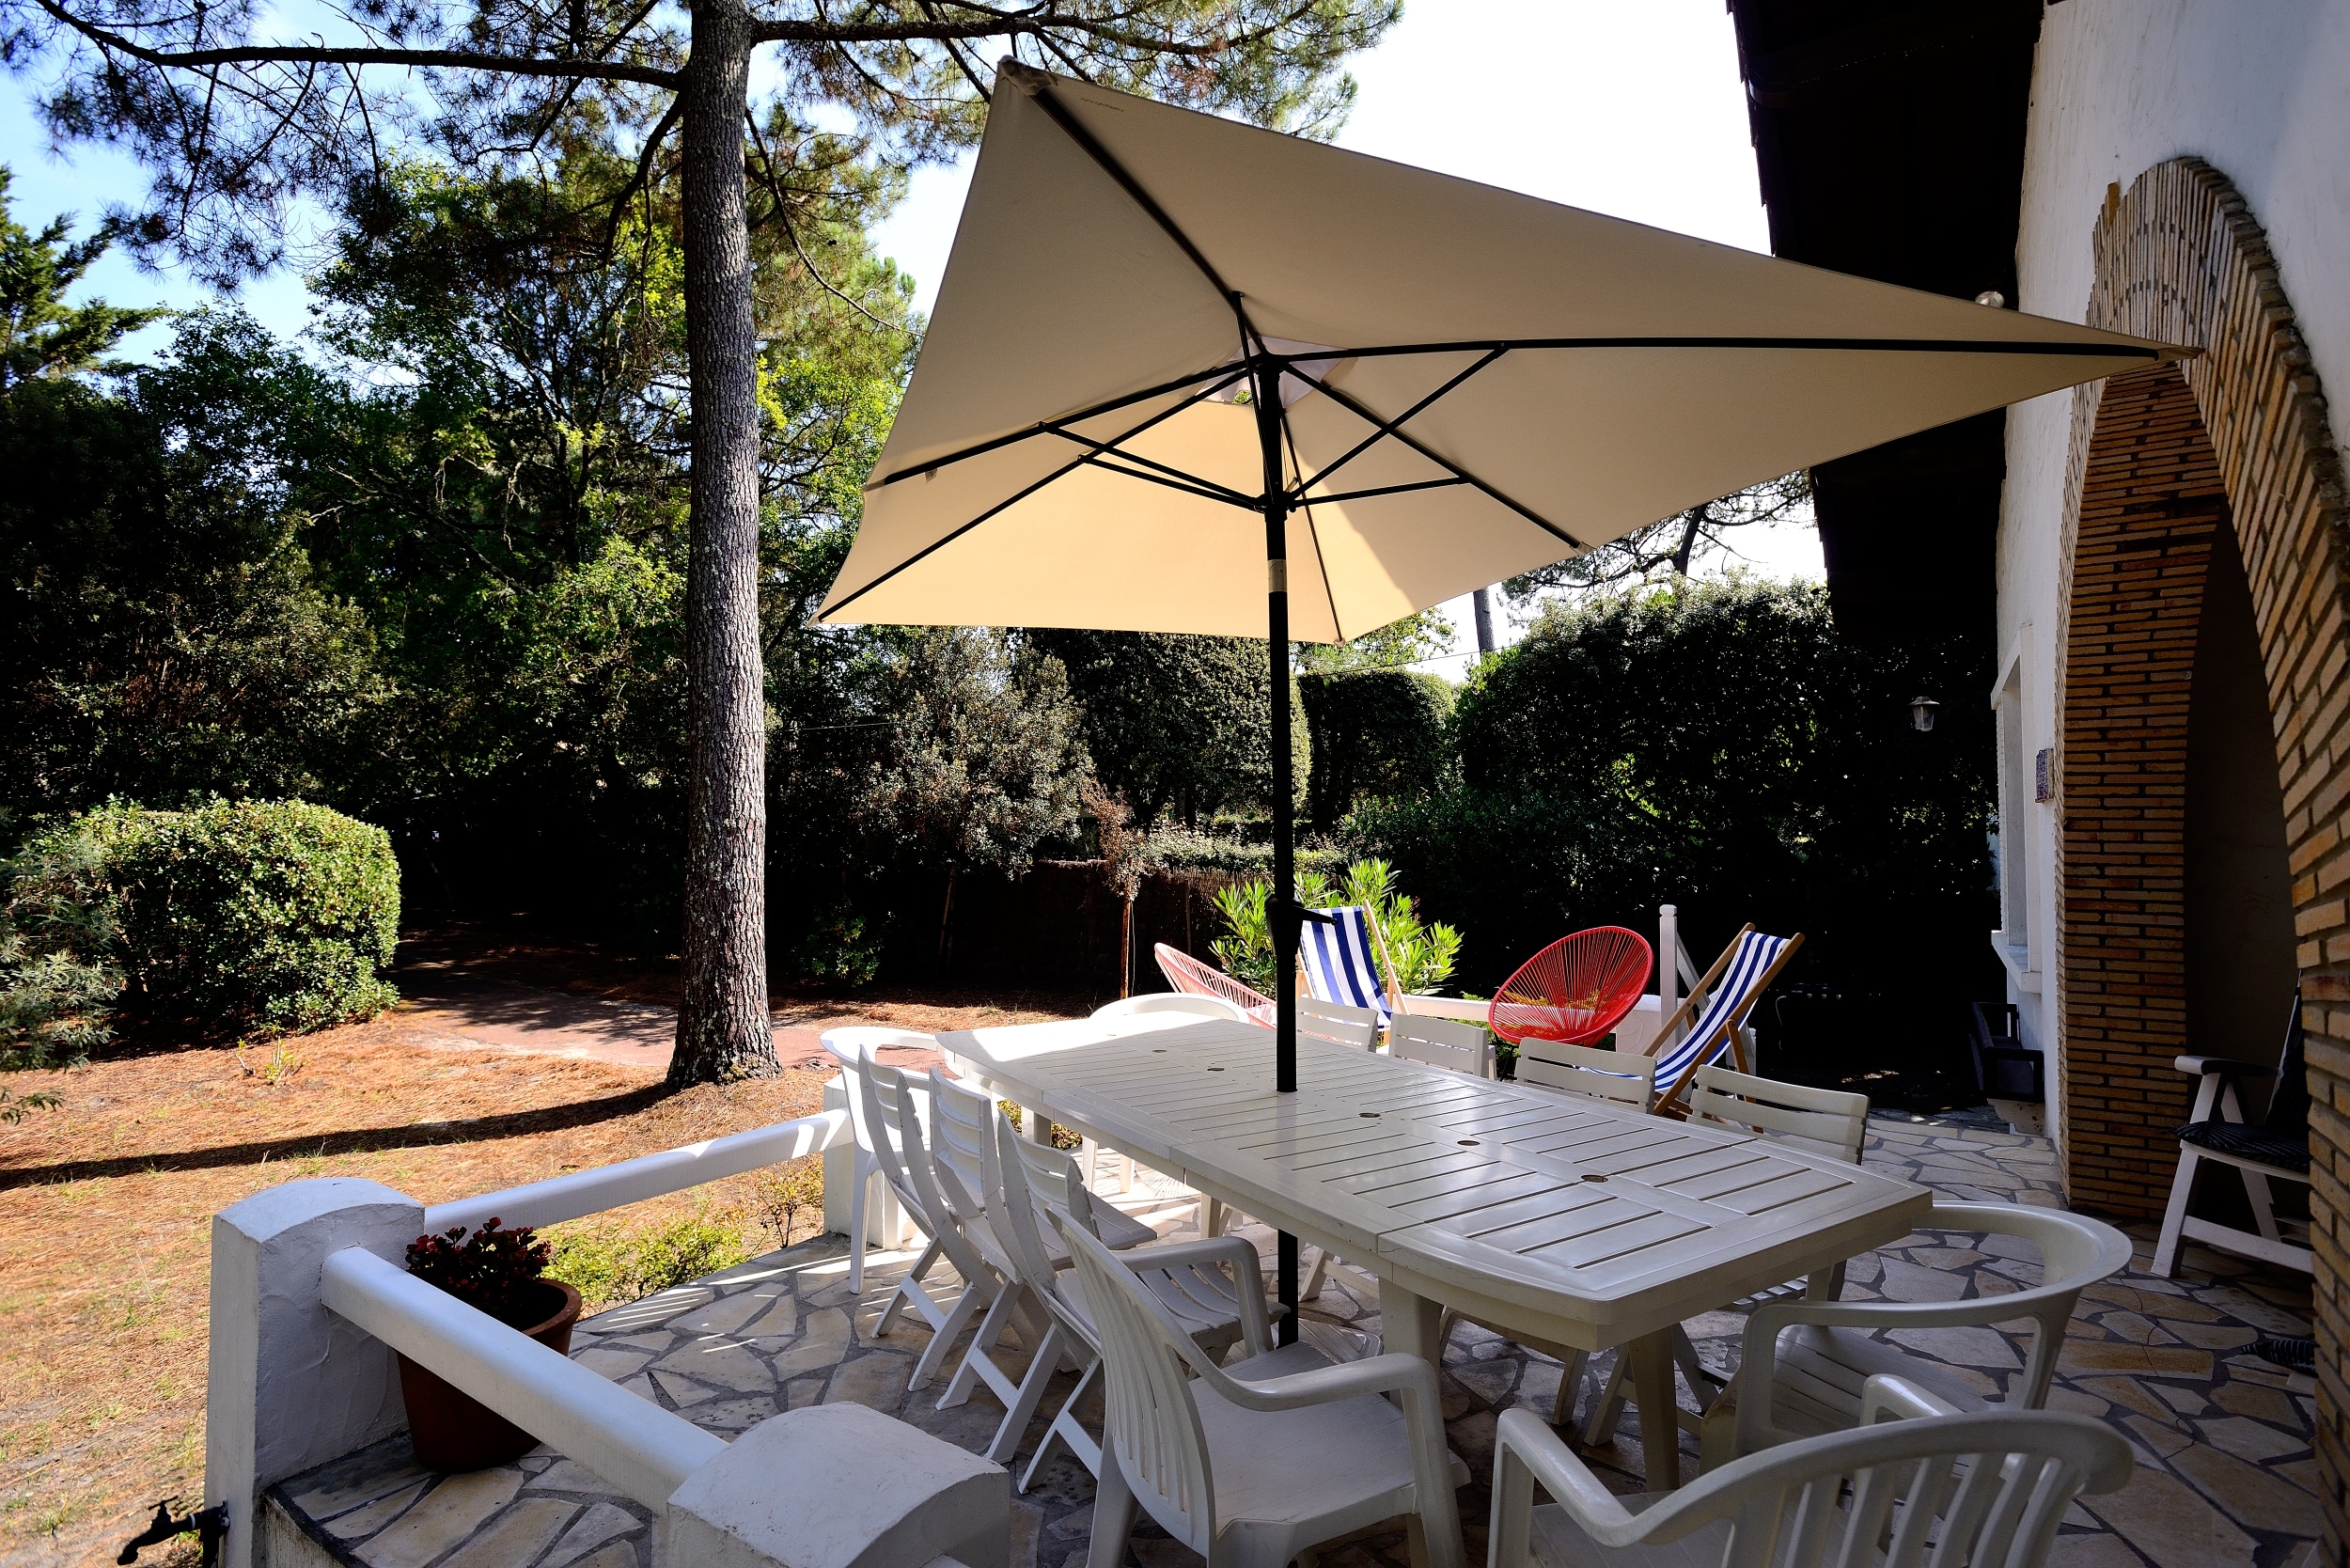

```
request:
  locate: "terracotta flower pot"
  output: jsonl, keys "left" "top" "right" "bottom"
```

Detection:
{"left": 399, "top": 1279, "right": 584, "bottom": 1472}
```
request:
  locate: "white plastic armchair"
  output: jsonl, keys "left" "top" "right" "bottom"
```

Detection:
{"left": 1491, "top": 1376, "right": 2130, "bottom": 1568}
{"left": 1052, "top": 1209, "right": 1468, "bottom": 1568}
{"left": 988, "top": 1113, "right": 1272, "bottom": 1488}
{"left": 822, "top": 1027, "right": 936, "bottom": 1294}
{"left": 1708, "top": 1201, "right": 2133, "bottom": 1467}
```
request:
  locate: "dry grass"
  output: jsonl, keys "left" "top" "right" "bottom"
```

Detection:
{"left": 0, "top": 962, "right": 1083, "bottom": 1568}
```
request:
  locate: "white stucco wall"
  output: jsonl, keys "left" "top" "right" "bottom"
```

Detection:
{"left": 1997, "top": 0, "right": 2350, "bottom": 1142}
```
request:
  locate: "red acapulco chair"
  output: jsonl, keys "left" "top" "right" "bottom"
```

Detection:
{"left": 1488, "top": 927, "right": 1654, "bottom": 1047}
{"left": 1153, "top": 943, "right": 1278, "bottom": 1028}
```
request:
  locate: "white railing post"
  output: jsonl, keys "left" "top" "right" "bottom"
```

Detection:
{"left": 660, "top": 1404, "right": 1007, "bottom": 1568}
{"left": 206, "top": 1179, "right": 426, "bottom": 1568}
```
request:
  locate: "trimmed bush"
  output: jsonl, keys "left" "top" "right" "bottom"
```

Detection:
{"left": 1298, "top": 668, "right": 1452, "bottom": 832}
{"left": 17, "top": 799, "right": 400, "bottom": 1035}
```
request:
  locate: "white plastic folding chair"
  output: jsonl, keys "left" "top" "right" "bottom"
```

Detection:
{"left": 1640, "top": 925, "right": 1805, "bottom": 1116}
{"left": 986, "top": 1111, "right": 1274, "bottom": 1485}
{"left": 1492, "top": 1373, "right": 2131, "bottom": 1568}
{"left": 822, "top": 1026, "right": 935, "bottom": 1293}
{"left": 854, "top": 1051, "right": 1006, "bottom": 1394}
{"left": 1301, "top": 904, "right": 1401, "bottom": 1025}
{"left": 1389, "top": 1014, "right": 1495, "bottom": 1078}
{"left": 1700, "top": 1200, "right": 2133, "bottom": 1468}
{"left": 1515, "top": 1039, "right": 1655, "bottom": 1111}
{"left": 1583, "top": 1065, "right": 1872, "bottom": 1448}
{"left": 1052, "top": 1208, "right": 1469, "bottom": 1568}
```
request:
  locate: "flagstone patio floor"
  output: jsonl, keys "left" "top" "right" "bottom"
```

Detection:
{"left": 272, "top": 1114, "right": 2319, "bottom": 1568}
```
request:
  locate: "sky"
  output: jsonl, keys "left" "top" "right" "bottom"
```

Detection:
{"left": 1, "top": 0, "right": 1824, "bottom": 675}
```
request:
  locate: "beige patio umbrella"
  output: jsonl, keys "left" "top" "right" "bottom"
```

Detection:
{"left": 818, "top": 58, "right": 2183, "bottom": 1325}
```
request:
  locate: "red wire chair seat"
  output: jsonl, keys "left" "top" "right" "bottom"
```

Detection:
{"left": 1488, "top": 926, "right": 1654, "bottom": 1047}
{"left": 1153, "top": 943, "right": 1277, "bottom": 1028}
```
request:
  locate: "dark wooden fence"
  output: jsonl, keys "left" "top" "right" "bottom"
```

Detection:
{"left": 932, "top": 860, "right": 1241, "bottom": 996}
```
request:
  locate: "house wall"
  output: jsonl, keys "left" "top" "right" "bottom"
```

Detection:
{"left": 1999, "top": 3, "right": 2350, "bottom": 1553}
{"left": 1998, "top": 0, "right": 2350, "bottom": 1140}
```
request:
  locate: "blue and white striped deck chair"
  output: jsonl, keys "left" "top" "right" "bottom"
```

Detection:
{"left": 1300, "top": 905, "right": 1397, "bottom": 1025}
{"left": 1646, "top": 924, "right": 1806, "bottom": 1115}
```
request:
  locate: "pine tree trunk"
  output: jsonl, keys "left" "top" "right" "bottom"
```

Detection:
{"left": 670, "top": 0, "right": 775, "bottom": 1087}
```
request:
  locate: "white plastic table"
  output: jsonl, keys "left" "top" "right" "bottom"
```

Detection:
{"left": 941, "top": 1012, "right": 1931, "bottom": 1488}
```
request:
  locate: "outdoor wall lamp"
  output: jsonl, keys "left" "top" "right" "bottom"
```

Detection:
{"left": 1911, "top": 696, "right": 1942, "bottom": 732}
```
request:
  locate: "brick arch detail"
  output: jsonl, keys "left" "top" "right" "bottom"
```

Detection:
{"left": 2052, "top": 156, "right": 2350, "bottom": 1555}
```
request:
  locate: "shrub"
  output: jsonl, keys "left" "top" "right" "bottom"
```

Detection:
{"left": 13, "top": 799, "right": 400, "bottom": 1035}
{"left": 1209, "top": 857, "right": 1461, "bottom": 997}
{"left": 544, "top": 1206, "right": 751, "bottom": 1311}
{"left": 1298, "top": 667, "right": 1453, "bottom": 833}
{"left": 2, "top": 824, "right": 124, "bottom": 1082}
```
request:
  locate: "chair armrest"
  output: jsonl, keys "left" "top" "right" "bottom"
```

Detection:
{"left": 1214, "top": 1351, "right": 1439, "bottom": 1413}
{"left": 2175, "top": 1055, "right": 2274, "bottom": 1077}
{"left": 1493, "top": 1408, "right": 1637, "bottom": 1541}
{"left": 1859, "top": 1373, "right": 1964, "bottom": 1424}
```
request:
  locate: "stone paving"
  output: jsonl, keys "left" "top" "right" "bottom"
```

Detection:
{"left": 274, "top": 1115, "right": 2319, "bottom": 1568}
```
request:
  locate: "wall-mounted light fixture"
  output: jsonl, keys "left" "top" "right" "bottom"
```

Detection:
{"left": 1910, "top": 696, "right": 1941, "bottom": 732}
{"left": 1974, "top": 290, "right": 2007, "bottom": 307}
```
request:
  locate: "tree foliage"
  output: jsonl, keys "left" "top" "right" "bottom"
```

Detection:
{"left": 0, "top": 167, "right": 164, "bottom": 387}
{"left": 1506, "top": 473, "right": 1812, "bottom": 600}
{"left": 1349, "top": 576, "right": 1995, "bottom": 1008}
{"left": 1297, "top": 666, "right": 1451, "bottom": 833}
{"left": 1024, "top": 630, "right": 1283, "bottom": 829}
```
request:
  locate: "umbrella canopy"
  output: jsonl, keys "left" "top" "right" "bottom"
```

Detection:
{"left": 818, "top": 61, "right": 2184, "bottom": 641}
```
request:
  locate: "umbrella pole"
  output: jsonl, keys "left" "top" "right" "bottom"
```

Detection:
{"left": 1255, "top": 357, "right": 1303, "bottom": 1345}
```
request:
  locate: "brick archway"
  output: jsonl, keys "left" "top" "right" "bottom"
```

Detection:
{"left": 2052, "top": 157, "right": 2350, "bottom": 1551}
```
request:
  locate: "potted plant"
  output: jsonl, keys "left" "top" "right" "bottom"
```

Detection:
{"left": 399, "top": 1216, "right": 582, "bottom": 1471}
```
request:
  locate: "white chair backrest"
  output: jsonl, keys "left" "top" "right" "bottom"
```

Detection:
{"left": 1516, "top": 1040, "right": 1655, "bottom": 1111}
{"left": 1299, "top": 996, "right": 1380, "bottom": 1050}
{"left": 1653, "top": 929, "right": 1793, "bottom": 1085}
{"left": 1092, "top": 993, "right": 1251, "bottom": 1023}
{"left": 864, "top": 1053, "right": 991, "bottom": 1281}
{"left": 923, "top": 1068, "right": 999, "bottom": 1221}
{"left": 837, "top": 1044, "right": 932, "bottom": 1214}
{"left": 1301, "top": 906, "right": 1393, "bottom": 1022}
{"left": 1514, "top": 1403, "right": 2130, "bottom": 1568}
{"left": 985, "top": 1106, "right": 1076, "bottom": 1295}
{"left": 1049, "top": 1210, "right": 1222, "bottom": 1555}
{"left": 822, "top": 1026, "right": 935, "bottom": 1160}
{"left": 1689, "top": 1064, "right": 1869, "bottom": 1164}
{"left": 1390, "top": 1015, "right": 1494, "bottom": 1078}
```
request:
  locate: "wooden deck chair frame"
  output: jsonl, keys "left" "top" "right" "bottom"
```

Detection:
{"left": 1641, "top": 924, "right": 1807, "bottom": 1117}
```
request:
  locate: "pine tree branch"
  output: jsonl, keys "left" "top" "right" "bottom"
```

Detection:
{"left": 33, "top": 0, "right": 683, "bottom": 86}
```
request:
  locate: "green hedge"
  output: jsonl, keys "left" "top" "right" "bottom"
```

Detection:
{"left": 16, "top": 800, "right": 400, "bottom": 1035}
{"left": 1298, "top": 667, "right": 1453, "bottom": 832}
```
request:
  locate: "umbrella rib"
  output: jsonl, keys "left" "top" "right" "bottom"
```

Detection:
{"left": 1042, "top": 425, "right": 1256, "bottom": 505}
{"left": 1277, "top": 402, "right": 1342, "bottom": 641}
{"left": 1284, "top": 361, "right": 1586, "bottom": 551}
{"left": 820, "top": 448, "right": 1100, "bottom": 619}
{"left": 1310, "top": 477, "right": 1471, "bottom": 506}
{"left": 1292, "top": 346, "right": 1510, "bottom": 499}
{"left": 1294, "top": 336, "right": 2174, "bottom": 362}
{"left": 1077, "top": 453, "right": 1260, "bottom": 510}
{"left": 823, "top": 365, "right": 1258, "bottom": 619}
{"left": 1026, "top": 78, "right": 1256, "bottom": 344}
{"left": 873, "top": 365, "right": 1246, "bottom": 489}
